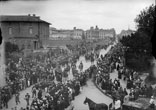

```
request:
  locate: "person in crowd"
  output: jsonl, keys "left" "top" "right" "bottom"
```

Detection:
{"left": 3, "top": 93, "right": 9, "bottom": 108}
{"left": 123, "top": 93, "right": 130, "bottom": 104}
{"left": 14, "top": 106, "right": 17, "bottom": 110}
{"left": 32, "top": 87, "right": 36, "bottom": 98}
{"left": 15, "top": 92, "right": 20, "bottom": 105}
{"left": 123, "top": 88, "right": 128, "bottom": 96}
{"left": 114, "top": 97, "right": 121, "bottom": 110}
{"left": 25, "top": 93, "right": 30, "bottom": 106}
{"left": 149, "top": 96, "right": 155, "bottom": 109}
{"left": 38, "top": 89, "right": 43, "bottom": 100}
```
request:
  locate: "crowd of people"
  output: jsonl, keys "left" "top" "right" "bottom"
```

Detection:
{"left": 0, "top": 46, "right": 89, "bottom": 110}
{"left": 93, "top": 43, "right": 156, "bottom": 110}
{"left": 22, "top": 72, "right": 87, "bottom": 110}
{"left": 1, "top": 41, "right": 156, "bottom": 110}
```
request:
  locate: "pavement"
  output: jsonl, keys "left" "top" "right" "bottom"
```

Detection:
{"left": 72, "top": 79, "right": 112, "bottom": 110}
{"left": 5, "top": 85, "right": 33, "bottom": 110}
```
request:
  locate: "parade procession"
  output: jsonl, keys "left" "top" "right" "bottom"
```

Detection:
{"left": 0, "top": 0, "right": 156, "bottom": 110}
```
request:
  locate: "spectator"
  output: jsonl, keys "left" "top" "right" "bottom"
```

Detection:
{"left": 123, "top": 93, "right": 130, "bottom": 104}
{"left": 15, "top": 92, "right": 20, "bottom": 105}
{"left": 32, "top": 87, "right": 36, "bottom": 98}
{"left": 114, "top": 98, "right": 121, "bottom": 110}
{"left": 25, "top": 93, "right": 30, "bottom": 106}
{"left": 149, "top": 96, "right": 155, "bottom": 109}
{"left": 38, "top": 89, "right": 42, "bottom": 100}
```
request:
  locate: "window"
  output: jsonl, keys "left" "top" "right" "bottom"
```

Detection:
{"left": 9, "top": 27, "right": 12, "bottom": 35}
{"left": 29, "top": 28, "right": 33, "bottom": 34}
{"left": 27, "top": 43, "right": 31, "bottom": 49}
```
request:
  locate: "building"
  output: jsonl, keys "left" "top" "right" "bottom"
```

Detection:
{"left": 117, "top": 29, "right": 135, "bottom": 40}
{"left": 0, "top": 39, "right": 6, "bottom": 87}
{"left": 0, "top": 14, "right": 51, "bottom": 50}
{"left": 73, "top": 27, "right": 84, "bottom": 39}
{"left": 86, "top": 26, "right": 116, "bottom": 39}
{"left": 49, "top": 26, "right": 115, "bottom": 40}
{"left": 50, "top": 29, "right": 73, "bottom": 40}
{"left": 49, "top": 27, "right": 83, "bottom": 40}
{"left": 86, "top": 26, "right": 99, "bottom": 39}
{"left": 99, "top": 28, "right": 116, "bottom": 39}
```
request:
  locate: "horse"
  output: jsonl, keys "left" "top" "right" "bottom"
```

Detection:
{"left": 83, "top": 97, "right": 108, "bottom": 110}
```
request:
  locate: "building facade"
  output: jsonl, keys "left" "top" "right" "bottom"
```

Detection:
{"left": 86, "top": 26, "right": 99, "bottom": 39}
{"left": 50, "top": 28, "right": 73, "bottom": 40}
{"left": 73, "top": 27, "right": 84, "bottom": 39}
{"left": 118, "top": 29, "right": 135, "bottom": 40}
{"left": 0, "top": 39, "right": 6, "bottom": 87}
{"left": 49, "top": 27, "right": 83, "bottom": 40}
{"left": 0, "top": 14, "right": 50, "bottom": 50}
{"left": 86, "top": 26, "right": 116, "bottom": 39}
{"left": 99, "top": 28, "right": 116, "bottom": 39}
{"left": 49, "top": 26, "right": 115, "bottom": 40}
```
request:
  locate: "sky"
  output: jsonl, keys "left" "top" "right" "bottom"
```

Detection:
{"left": 0, "top": 0, "right": 155, "bottom": 34}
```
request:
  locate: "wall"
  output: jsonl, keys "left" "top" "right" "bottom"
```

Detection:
{"left": 1, "top": 21, "right": 49, "bottom": 50}
{"left": 0, "top": 40, "right": 6, "bottom": 87}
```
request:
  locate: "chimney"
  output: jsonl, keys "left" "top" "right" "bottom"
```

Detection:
{"left": 95, "top": 25, "right": 98, "bottom": 29}
{"left": 90, "top": 27, "right": 94, "bottom": 30}
{"left": 33, "top": 14, "right": 36, "bottom": 17}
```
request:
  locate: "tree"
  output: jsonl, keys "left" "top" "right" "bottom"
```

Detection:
{"left": 135, "top": 4, "right": 155, "bottom": 37}
{"left": 5, "top": 42, "right": 19, "bottom": 58}
{"left": 120, "top": 4, "right": 155, "bottom": 71}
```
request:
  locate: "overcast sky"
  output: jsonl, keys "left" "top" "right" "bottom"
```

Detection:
{"left": 0, "top": 0, "right": 155, "bottom": 34}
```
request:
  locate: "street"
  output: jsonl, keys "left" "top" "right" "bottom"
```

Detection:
{"left": 5, "top": 44, "right": 115, "bottom": 110}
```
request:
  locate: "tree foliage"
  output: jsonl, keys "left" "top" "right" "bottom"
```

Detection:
{"left": 5, "top": 42, "right": 19, "bottom": 58}
{"left": 120, "top": 4, "right": 155, "bottom": 71}
{"left": 135, "top": 4, "right": 155, "bottom": 37}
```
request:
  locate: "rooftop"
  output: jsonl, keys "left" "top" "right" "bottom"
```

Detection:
{"left": 0, "top": 14, "right": 51, "bottom": 24}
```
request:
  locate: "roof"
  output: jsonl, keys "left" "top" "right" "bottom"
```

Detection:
{"left": 9, "top": 36, "right": 38, "bottom": 39}
{"left": 0, "top": 15, "right": 51, "bottom": 24}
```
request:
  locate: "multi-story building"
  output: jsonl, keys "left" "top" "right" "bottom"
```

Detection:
{"left": 49, "top": 26, "right": 116, "bottom": 40}
{"left": 73, "top": 27, "right": 84, "bottom": 39}
{"left": 86, "top": 26, "right": 116, "bottom": 39}
{"left": 99, "top": 28, "right": 116, "bottom": 39}
{"left": 0, "top": 14, "right": 51, "bottom": 50}
{"left": 118, "top": 29, "right": 135, "bottom": 40}
{"left": 50, "top": 28, "right": 73, "bottom": 40}
{"left": 86, "top": 26, "right": 99, "bottom": 39}
{"left": 49, "top": 27, "right": 83, "bottom": 40}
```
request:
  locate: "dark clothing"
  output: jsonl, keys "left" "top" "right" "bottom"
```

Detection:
{"left": 38, "top": 90, "right": 42, "bottom": 100}
{"left": 25, "top": 94, "right": 30, "bottom": 106}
